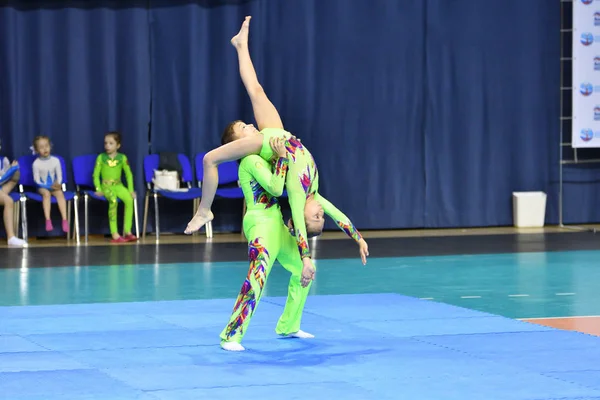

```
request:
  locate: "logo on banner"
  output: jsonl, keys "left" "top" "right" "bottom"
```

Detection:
{"left": 581, "top": 129, "right": 595, "bottom": 142}
{"left": 581, "top": 82, "right": 594, "bottom": 95}
{"left": 573, "top": 2, "right": 600, "bottom": 148}
{"left": 582, "top": 32, "right": 595, "bottom": 45}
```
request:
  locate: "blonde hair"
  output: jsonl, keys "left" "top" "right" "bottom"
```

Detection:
{"left": 32, "top": 135, "right": 51, "bottom": 153}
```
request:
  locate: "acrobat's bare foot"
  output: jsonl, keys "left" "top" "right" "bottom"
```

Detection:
{"left": 184, "top": 208, "right": 214, "bottom": 234}
{"left": 231, "top": 16, "right": 251, "bottom": 49}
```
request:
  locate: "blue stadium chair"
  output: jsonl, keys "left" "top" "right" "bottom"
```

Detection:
{"left": 195, "top": 153, "right": 245, "bottom": 236}
{"left": 142, "top": 154, "right": 204, "bottom": 239}
{"left": 72, "top": 154, "right": 140, "bottom": 244}
{"left": 194, "top": 153, "right": 245, "bottom": 199}
{"left": 16, "top": 154, "right": 79, "bottom": 241}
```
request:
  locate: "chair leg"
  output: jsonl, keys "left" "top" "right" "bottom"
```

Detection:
{"left": 84, "top": 194, "right": 89, "bottom": 244}
{"left": 153, "top": 192, "right": 160, "bottom": 240}
{"left": 67, "top": 200, "right": 72, "bottom": 240}
{"left": 133, "top": 198, "right": 140, "bottom": 239}
{"left": 74, "top": 195, "right": 80, "bottom": 245}
{"left": 20, "top": 197, "right": 28, "bottom": 242}
{"left": 142, "top": 192, "right": 149, "bottom": 239}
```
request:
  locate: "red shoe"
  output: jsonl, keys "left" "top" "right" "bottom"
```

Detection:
{"left": 124, "top": 234, "right": 138, "bottom": 242}
{"left": 110, "top": 236, "right": 127, "bottom": 243}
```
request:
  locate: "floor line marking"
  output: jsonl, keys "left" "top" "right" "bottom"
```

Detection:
{"left": 508, "top": 294, "right": 529, "bottom": 297}
{"left": 555, "top": 293, "right": 576, "bottom": 296}
{"left": 518, "top": 315, "right": 600, "bottom": 321}
{"left": 460, "top": 296, "right": 481, "bottom": 299}
{"left": 419, "top": 297, "right": 434, "bottom": 300}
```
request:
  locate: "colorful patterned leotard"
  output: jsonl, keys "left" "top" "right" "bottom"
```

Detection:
{"left": 258, "top": 128, "right": 363, "bottom": 259}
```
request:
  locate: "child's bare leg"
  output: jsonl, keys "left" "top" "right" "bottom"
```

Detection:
{"left": 52, "top": 190, "right": 67, "bottom": 220}
{"left": 0, "top": 191, "right": 15, "bottom": 238}
{"left": 38, "top": 188, "right": 53, "bottom": 231}
{"left": 231, "top": 16, "right": 283, "bottom": 131}
{"left": 52, "top": 190, "right": 69, "bottom": 233}
{"left": 0, "top": 191, "right": 25, "bottom": 246}
{"left": 1, "top": 170, "right": 19, "bottom": 194}
{"left": 184, "top": 136, "right": 263, "bottom": 234}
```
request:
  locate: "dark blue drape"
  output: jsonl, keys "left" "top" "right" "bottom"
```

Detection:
{"left": 0, "top": 0, "right": 567, "bottom": 236}
{"left": 423, "top": 0, "right": 560, "bottom": 227}
{"left": 0, "top": 3, "right": 151, "bottom": 235}
{"left": 560, "top": 165, "right": 600, "bottom": 224}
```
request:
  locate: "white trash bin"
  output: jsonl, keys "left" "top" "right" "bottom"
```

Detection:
{"left": 512, "top": 192, "right": 547, "bottom": 228}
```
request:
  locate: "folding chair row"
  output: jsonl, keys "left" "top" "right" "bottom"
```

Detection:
{"left": 13, "top": 151, "right": 270, "bottom": 242}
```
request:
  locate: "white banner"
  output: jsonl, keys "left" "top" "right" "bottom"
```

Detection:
{"left": 573, "top": 0, "right": 600, "bottom": 148}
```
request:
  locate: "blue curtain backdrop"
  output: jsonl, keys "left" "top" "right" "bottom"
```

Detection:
{"left": 0, "top": 2, "right": 151, "bottom": 236}
{"left": 0, "top": 0, "right": 575, "bottom": 237}
{"left": 423, "top": 0, "right": 561, "bottom": 227}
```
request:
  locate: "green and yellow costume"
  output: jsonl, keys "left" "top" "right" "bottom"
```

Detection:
{"left": 93, "top": 153, "right": 134, "bottom": 235}
{"left": 221, "top": 154, "right": 310, "bottom": 343}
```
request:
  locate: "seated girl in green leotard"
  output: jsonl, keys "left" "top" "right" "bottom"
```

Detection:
{"left": 185, "top": 16, "right": 368, "bottom": 287}
{"left": 93, "top": 131, "right": 137, "bottom": 243}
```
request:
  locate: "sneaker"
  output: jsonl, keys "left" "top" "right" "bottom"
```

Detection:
{"left": 123, "top": 234, "right": 138, "bottom": 242}
{"left": 7, "top": 236, "right": 26, "bottom": 247}
{"left": 221, "top": 341, "right": 245, "bottom": 351}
